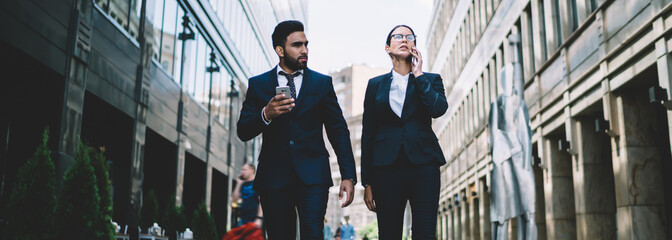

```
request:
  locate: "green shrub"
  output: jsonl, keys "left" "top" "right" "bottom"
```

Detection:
{"left": 5, "top": 128, "right": 57, "bottom": 240}
{"left": 160, "top": 195, "right": 187, "bottom": 239}
{"left": 55, "top": 142, "right": 113, "bottom": 239}
{"left": 191, "top": 201, "right": 218, "bottom": 240}
{"left": 90, "top": 146, "right": 115, "bottom": 239}
{"left": 139, "top": 189, "right": 159, "bottom": 231}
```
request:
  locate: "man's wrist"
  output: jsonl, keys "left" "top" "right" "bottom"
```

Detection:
{"left": 261, "top": 107, "right": 272, "bottom": 124}
{"left": 343, "top": 178, "right": 357, "bottom": 185}
{"left": 262, "top": 107, "right": 270, "bottom": 121}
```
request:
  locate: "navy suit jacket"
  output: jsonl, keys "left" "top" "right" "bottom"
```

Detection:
{"left": 237, "top": 67, "right": 356, "bottom": 191}
{"left": 360, "top": 71, "right": 448, "bottom": 186}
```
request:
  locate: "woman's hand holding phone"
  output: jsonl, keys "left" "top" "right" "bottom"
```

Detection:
{"left": 410, "top": 47, "right": 424, "bottom": 77}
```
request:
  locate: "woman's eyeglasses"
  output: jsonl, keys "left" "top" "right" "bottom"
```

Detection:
{"left": 391, "top": 34, "right": 416, "bottom": 42}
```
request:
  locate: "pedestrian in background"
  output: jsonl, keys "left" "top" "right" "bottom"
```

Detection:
{"left": 339, "top": 216, "right": 355, "bottom": 240}
{"left": 231, "top": 163, "right": 263, "bottom": 228}
{"left": 360, "top": 24, "right": 448, "bottom": 239}
{"left": 323, "top": 218, "right": 332, "bottom": 240}
{"left": 237, "top": 20, "right": 357, "bottom": 239}
{"left": 334, "top": 223, "right": 342, "bottom": 240}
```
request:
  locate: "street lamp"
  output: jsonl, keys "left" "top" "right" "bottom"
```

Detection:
{"left": 225, "top": 76, "right": 239, "bottom": 230}
{"left": 226, "top": 77, "right": 239, "bottom": 168}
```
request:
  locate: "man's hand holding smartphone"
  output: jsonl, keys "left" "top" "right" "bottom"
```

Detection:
{"left": 262, "top": 87, "right": 295, "bottom": 121}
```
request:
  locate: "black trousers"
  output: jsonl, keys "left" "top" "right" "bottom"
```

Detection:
{"left": 371, "top": 148, "right": 440, "bottom": 240}
{"left": 259, "top": 172, "right": 329, "bottom": 240}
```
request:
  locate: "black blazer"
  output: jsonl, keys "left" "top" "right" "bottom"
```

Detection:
{"left": 360, "top": 71, "right": 448, "bottom": 186}
{"left": 237, "top": 67, "right": 357, "bottom": 190}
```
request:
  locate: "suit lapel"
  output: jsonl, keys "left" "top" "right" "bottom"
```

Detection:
{"left": 377, "top": 71, "right": 395, "bottom": 118}
{"left": 401, "top": 73, "right": 416, "bottom": 120}
{"left": 294, "top": 68, "right": 312, "bottom": 109}
{"left": 270, "top": 66, "right": 280, "bottom": 87}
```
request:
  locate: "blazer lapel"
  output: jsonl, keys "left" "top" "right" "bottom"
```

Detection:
{"left": 401, "top": 73, "right": 416, "bottom": 121}
{"left": 294, "top": 68, "right": 313, "bottom": 109}
{"left": 377, "top": 71, "right": 395, "bottom": 117}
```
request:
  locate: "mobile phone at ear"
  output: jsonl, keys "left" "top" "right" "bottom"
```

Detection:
{"left": 275, "top": 86, "right": 291, "bottom": 99}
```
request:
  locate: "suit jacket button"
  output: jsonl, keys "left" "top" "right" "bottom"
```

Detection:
{"left": 290, "top": 140, "right": 294, "bottom": 145}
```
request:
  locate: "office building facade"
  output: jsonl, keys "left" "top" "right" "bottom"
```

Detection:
{"left": 0, "top": 0, "right": 306, "bottom": 237}
{"left": 426, "top": 0, "right": 672, "bottom": 239}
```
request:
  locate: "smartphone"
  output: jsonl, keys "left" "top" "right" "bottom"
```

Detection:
{"left": 275, "top": 86, "right": 293, "bottom": 110}
{"left": 275, "top": 86, "right": 291, "bottom": 99}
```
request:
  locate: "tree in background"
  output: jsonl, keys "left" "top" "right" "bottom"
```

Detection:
{"left": 139, "top": 189, "right": 159, "bottom": 232}
{"left": 160, "top": 194, "right": 187, "bottom": 240}
{"left": 90, "top": 146, "right": 115, "bottom": 239}
{"left": 5, "top": 128, "right": 57, "bottom": 240}
{"left": 55, "top": 142, "right": 113, "bottom": 239}
{"left": 191, "top": 201, "right": 218, "bottom": 240}
{"left": 358, "top": 221, "right": 379, "bottom": 240}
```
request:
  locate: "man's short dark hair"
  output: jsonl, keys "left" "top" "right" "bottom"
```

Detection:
{"left": 385, "top": 25, "right": 417, "bottom": 46}
{"left": 272, "top": 20, "right": 304, "bottom": 48}
{"left": 244, "top": 163, "right": 256, "bottom": 173}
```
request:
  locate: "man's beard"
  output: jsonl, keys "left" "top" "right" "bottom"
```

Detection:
{"left": 285, "top": 55, "right": 308, "bottom": 71}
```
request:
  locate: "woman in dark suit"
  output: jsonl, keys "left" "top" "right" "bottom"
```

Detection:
{"left": 360, "top": 25, "right": 448, "bottom": 239}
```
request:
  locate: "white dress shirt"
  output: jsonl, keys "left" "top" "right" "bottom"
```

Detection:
{"left": 262, "top": 66, "right": 305, "bottom": 125}
{"left": 389, "top": 70, "right": 410, "bottom": 117}
{"left": 276, "top": 65, "right": 304, "bottom": 99}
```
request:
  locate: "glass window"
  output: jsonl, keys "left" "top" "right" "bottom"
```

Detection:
{"left": 536, "top": 0, "right": 549, "bottom": 61}
{"left": 128, "top": 0, "right": 142, "bottom": 41}
{"left": 94, "top": 0, "right": 139, "bottom": 42}
{"left": 173, "top": 7, "right": 185, "bottom": 82}
{"left": 182, "top": 29, "right": 200, "bottom": 96}
{"left": 217, "top": 69, "right": 233, "bottom": 127}
{"left": 552, "top": 0, "right": 563, "bottom": 48}
{"left": 191, "top": 40, "right": 209, "bottom": 104}
{"left": 160, "top": 1, "right": 179, "bottom": 74}
{"left": 588, "top": 0, "right": 598, "bottom": 12}
{"left": 147, "top": 0, "right": 165, "bottom": 61}
{"left": 568, "top": 0, "right": 579, "bottom": 32}
{"left": 192, "top": 35, "right": 203, "bottom": 96}
{"left": 211, "top": 0, "right": 272, "bottom": 75}
{"left": 522, "top": 8, "right": 536, "bottom": 77}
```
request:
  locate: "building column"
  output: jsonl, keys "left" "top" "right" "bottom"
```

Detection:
{"left": 205, "top": 164, "right": 213, "bottom": 210}
{"left": 443, "top": 201, "right": 450, "bottom": 240}
{"left": 128, "top": 0, "right": 153, "bottom": 237}
{"left": 534, "top": 166, "right": 547, "bottom": 239}
{"left": 456, "top": 195, "right": 463, "bottom": 240}
{"left": 57, "top": 0, "right": 93, "bottom": 189}
{"left": 542, "top": 136, "right": 576, "bottom": 240}
{"left": 572, "top": 118, "right": 616, "bottom": 239}
{"left": 478, "top": 177, "right": 491, "bottom": 240}
{"left": 611, "top": 92, "right": 667, "bottom": 239}
{"left": 174, "top": 15, "right": 195, "bottom": 208}
{"left": 469, "top": 185, "right": 480, "bottom": 240}
{"left": 449, "top": 198, "right": 457, "bottom": 240}
{"left": 438, "top": 205, "right": 444, "bottom": 240}
{"left": 654, "top": 19, "right": 672, "bottom": 236}
{"left": 460, "top": 191, "right": 470, "bottom": 240}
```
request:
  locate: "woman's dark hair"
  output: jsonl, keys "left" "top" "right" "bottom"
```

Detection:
{"left": 272, "top": 20, "right": 304, "bottom": 48}
{"left": 385, "top": 25, "right": 417, "bottom": 46}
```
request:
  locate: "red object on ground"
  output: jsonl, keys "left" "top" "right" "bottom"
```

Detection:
{"left": 222, "top": 222, "right": 263, "bottom": 240}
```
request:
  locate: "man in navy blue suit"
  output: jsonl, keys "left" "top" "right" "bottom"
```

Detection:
{"left": 237, "top": 20, "right": 357, "bottom": 239}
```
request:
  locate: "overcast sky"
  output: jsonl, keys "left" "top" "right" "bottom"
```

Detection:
{"left": 305, "top": 0, "right": 435, "bottom": 74}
